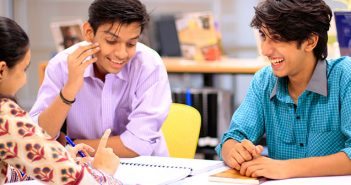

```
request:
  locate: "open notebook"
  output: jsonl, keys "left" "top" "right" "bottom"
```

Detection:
{"left": 114, "top": 156, "right": 224, "bottom": 185}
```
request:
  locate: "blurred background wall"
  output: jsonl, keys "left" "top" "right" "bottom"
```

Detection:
{"left": 0, "top": 0, "right": 347, "bottom": 110}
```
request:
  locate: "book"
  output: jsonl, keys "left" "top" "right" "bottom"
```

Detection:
{"left": 208, "top": 168, "right": 260, "bottom": 184}
{"left": 114, "top": 156, "right": 225, "bottom": 185}
{"left": 175, "top": 12, "right": 222, "bottom": 61}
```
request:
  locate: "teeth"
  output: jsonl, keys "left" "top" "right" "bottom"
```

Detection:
{"left": 270, "top": 58, "right": 284, "bottom": 64}
{"left": 110, "top": 59, "right": 124, "bottom": 64}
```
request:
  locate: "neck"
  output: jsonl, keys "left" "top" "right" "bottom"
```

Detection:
{"left": 288, "top": 55, "right": 318, "bottom": 103}
{"left": 93, "top": 63, "right": 106, "bottom": 82}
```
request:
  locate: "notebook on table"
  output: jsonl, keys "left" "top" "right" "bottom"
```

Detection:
{"left": 208, "top": 168, "right": 260, "bottom": 184}
{"left": 114, "top": 156, "right": 225, "bottom": 185}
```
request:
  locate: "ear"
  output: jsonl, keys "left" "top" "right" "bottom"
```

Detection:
{"left": 304, "top": 33, "right": 319, "bottom": 52}
{"left": 0, "top": 61, "right": 8, "bottom": 81}
{"left": 82, "top": 21, "right": 95, "bottom": 42}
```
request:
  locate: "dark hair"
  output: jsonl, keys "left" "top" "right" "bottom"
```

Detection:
{"left": 88, "top": 0, "right": 149, "bottom": 34}
{"left": 0, "top": 16, "right": 29, "bottom": 102}
{"left": 251, "top": 0, "right": 332, "bottom": 61}
{"left": 0, "top": 16, "right": 29, "bottom": 69}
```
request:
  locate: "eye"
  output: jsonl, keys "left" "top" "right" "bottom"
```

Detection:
{"left": 105, "top": 39, "right": 117, "bottom": 45}
{"left": 127, "top": 43, "right": 136, "bottom": 48}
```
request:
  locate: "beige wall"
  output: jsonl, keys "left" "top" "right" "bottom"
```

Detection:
{"left": 9, "top": 0, "right": 349, "bottom": 110}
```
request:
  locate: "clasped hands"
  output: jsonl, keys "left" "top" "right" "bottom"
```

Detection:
{"left": 67, "top": 129, "right": 120, "bottom": 175}
{"left": 222, "top": 139, "right": 291, "bottom": 179}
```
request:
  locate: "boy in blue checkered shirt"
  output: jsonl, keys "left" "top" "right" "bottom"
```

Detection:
{"left": 216, "top": 0, "right": 351, "bottom": 179}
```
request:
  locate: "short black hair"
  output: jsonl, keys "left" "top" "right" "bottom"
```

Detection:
{"left": 251, "top": 0, "right": 332, "bottom": 61}
{"left": 88, "top": 0, "right": 149, "bottom": 34}
{"left": 0, "top": 16, "right": 29, "bottom": 69}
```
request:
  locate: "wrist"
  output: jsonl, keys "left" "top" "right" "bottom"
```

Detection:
{"left": 59, "top": 89, "right": 76, "bottom": 105}
{"left": 285, "top": 159, "right": 299, "bottom": 178}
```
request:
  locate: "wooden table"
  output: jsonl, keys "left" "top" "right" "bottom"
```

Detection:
{"left": 162, "top": 57, "right": 269, "bottom": 86}
{"left": 162, "top": 57, "right": 269, "bottom": 74}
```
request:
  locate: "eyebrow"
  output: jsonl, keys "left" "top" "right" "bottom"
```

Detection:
{"left": 104, "top": 31, "right": 140, "bottom": 41}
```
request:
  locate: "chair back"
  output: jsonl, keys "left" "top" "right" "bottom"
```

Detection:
{"left": 161, "top": 103, "right": 201, "bottom": 158}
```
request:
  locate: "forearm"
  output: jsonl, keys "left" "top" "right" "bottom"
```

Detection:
{"left": 288, "top": 152, "right": 351, "bottom": 177}
{"left": 38, "top": 86, "right": 77, "bottom": 137}
{"left": 38, "top": 96, "right": 71, "bottom": 137}
{"left": 76, "top": 135, "right": 139, "bottom": 158}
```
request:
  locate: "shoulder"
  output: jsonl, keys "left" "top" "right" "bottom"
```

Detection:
{"left": 132, "top": 42, "right": 163, "bottom": 68}
{"left": 327, "top": 57, "right": 351, "bottom": 81}
{"left": 0, "top": 98, "right": 26, "bottom": 117}
{"left": 327, "top": 57, "right": 351, "bottom": 98}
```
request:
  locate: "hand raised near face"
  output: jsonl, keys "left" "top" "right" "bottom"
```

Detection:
{"left": 92, "top": 129, "right": 120, "bottom": 176}
{"left": 65, "top": 42, "right": 100, "bottom": 95}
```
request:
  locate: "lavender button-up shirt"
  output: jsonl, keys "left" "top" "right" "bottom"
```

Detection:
{"left": 30, "top": 42, "right": 172, "bottom": 156}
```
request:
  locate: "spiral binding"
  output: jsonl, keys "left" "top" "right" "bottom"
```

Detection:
{"left": 121, "top": 162, "right": 193, "bottom": 173}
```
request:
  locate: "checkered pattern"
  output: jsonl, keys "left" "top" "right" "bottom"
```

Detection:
{"left": 216, "top": 57, "right": 351, "bottom": 160}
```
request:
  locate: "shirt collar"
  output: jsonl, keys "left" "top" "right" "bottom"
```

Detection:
{"left": 82, "top": 61, "right": 129, "bottom": 82}
{"left": 270, "top": 60, "right": 327, "bottom": 99}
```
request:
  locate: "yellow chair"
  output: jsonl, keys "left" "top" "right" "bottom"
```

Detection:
{"left": 161, "top": 103, "right": 201, "bottom": 158}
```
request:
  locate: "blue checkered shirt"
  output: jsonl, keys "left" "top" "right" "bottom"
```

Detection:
{"left": 216, "top": 56, "right": 351, "bottom": 160}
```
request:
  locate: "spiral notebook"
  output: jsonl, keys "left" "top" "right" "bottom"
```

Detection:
{"left": 114, "top": 156, "right": 224, "bottom": 185}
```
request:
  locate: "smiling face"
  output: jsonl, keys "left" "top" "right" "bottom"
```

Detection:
{"left": 259, "top": 27, "right": 318, "bottom": 79}
{"left": 83, "top": 21, "right": 141, "bottom": 79}
{"left": 0, "top": 49, "right": 31, "bottom": 96}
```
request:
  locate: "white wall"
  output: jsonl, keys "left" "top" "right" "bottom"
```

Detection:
{"left": 0, "top": 0, "right": 13, "bottom": 18}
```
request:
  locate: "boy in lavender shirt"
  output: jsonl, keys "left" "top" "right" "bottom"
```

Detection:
{"left": 30, "top": 0, "right": 172, "bottom": 157}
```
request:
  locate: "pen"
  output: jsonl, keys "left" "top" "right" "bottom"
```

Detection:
{"left": 65, "top": 136, "right": 86, "bottom": 157}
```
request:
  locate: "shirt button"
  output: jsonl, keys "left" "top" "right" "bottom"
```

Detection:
{"left": 296, "top": 116, "right": 301, "bottom": 120}
{"left": 299, "top": 143, "right": 304, "bottom": 147}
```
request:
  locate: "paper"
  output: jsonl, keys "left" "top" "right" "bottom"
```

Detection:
{"left": 114, "top": 156, "right": 225, "bottom": 185}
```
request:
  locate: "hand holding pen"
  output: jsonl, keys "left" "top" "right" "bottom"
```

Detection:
{"left": 65, "top": 136, "right": 95, "bottom": 160}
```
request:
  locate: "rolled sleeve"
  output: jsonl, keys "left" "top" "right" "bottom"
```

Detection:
{"left": 120, "top": 130, "right": 156, "bottom": 156}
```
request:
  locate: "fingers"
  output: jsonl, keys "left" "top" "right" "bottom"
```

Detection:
{"left": 236, "top": 144, "right": 253, "bottom": 161}
{"left": 226, "top": 155, "right": 241, "bottom": 170}
{"left": 252, "top": 145, "right": 264, "bottom": 158}
{"left": 81, "top": 56, "right": 98, "bottom": 68}
{"left": 69, "top": 43, "right": 100, "bottom": 66}
{"left": 67, "top": 143, "right": 95, "bottom": 158}
{"left": 75, "top": 143, "right": 95, "bottom": 153}
{"left": 76, "top": 46, "right": 100, "bottom": 65}
{"left": 97, "top": 129, "right": 111, "bottom": 151}
{"left": 242, "top": 139, "right": 256, "bottom": 156}
{"left": 71, "top": 42, "right": 99, "bottom": 59}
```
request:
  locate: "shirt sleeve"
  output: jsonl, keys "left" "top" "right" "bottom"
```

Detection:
{"left": 215, "top": 70, "right": 266, "bottom": 160}
{"left": 120, "top": 54, "right": 172, "bottom": 156}
{"left": 339, "top": 72, "right": 351, "bottom": 159}
{"left": 0, "top": 98, "right": 120, "bottom": 184}
{"left": 29, "top": 53, "right": 66, "bottom": 125}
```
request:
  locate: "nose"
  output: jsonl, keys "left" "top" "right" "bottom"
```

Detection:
{"left": 114, "top": 43, "right": 128, "bottom": 60}
{"left": 260, "top": 39, "right": 274, "bottom": 57}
